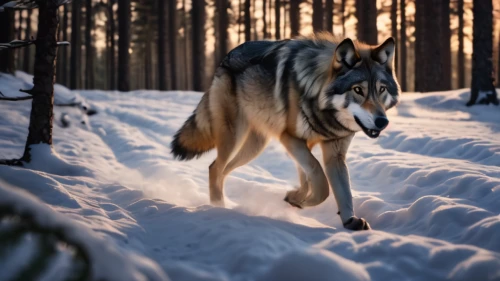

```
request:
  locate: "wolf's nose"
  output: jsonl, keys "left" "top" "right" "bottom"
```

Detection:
{"left": 375, "top": 117, "right": 389, "bottom": 130}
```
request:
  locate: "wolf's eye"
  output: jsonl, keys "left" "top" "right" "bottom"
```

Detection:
{"left": 353, "top": 86, "right": 364, "bottom": 96}
{"left": 380, "top": 86, "right": 386, "bottom": 94}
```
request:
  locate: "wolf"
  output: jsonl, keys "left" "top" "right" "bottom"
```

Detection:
{"left": 171, "top": 33, "right": 400, "bottom": 231}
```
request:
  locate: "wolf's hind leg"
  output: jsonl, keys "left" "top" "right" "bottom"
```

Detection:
{"left": 208, "top": 71, "right": 251, "bottom": 207}
{"left": 280, "top": 133, "right": 329, "bottom": 208}
{"left": 209, "top": 118, "right": 250, "bottom": 207}
{"left": 223, "top": 131, "right": 268, "bottom": 176}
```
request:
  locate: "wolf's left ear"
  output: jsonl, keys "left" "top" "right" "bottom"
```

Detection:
{"left": 372, "top": 37, "right": 395, "bottom": 67}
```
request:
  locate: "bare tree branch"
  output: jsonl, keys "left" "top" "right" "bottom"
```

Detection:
{"left": 0, "top": 0, "right": 73, "bottom": 11}
{"left": 0, "top": 39, "right": 69, "bottom": 51}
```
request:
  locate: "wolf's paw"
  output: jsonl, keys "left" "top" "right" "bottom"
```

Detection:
{"left": 343, "top": 217, "right": 371, "bottom": 231}
{"left": 210, "top": 199, "right": 226, "bottom": 208}
{"left": 284, "top": 190, "right": 305, "bottom": 209}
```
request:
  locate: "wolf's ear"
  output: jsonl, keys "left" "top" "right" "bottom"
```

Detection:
{"left": 333, "top": 38, "right": 360, "bottom": 69}
{"left": 372, "top": 37, "right": 395, "bottom": 67}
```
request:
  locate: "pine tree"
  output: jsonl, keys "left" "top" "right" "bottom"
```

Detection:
{"left": 244, "top": 0, "right": 251, "bottom": 41}
{"left": 468, "top": 0, "right": 498, "bottom": 105}
{"left": 312, "top": 0, "right": 322, "bottom": 32}
{"left": 290, "top": 0, "right": 300, "bottom": 37}
{"left": 167, "top": 0, "right": 177, "bottom": 89}
{"left": 216, "top": 0, "right": 229, "bottom": 62}
{"left": 355, "top": 0, "right": 377, "bottom": 44}
{"left": 70, "top": 0, "right": 81, "bottom": 89}
{"left": 414, "top": 0, "right": 450, "bottom": 92}
{"left": 457, "top": 0, "right": 465, "bottom": 89}
{"left": 275, "top": 0, "right": 280, "bottom": 39}
{"left": 85, "top": 0, "right": 94, "bottom": 89}
{"left": 191, "top": 0, "right": 205, "bottom": 91}
{"left": 23, "top": 9, "right": 32, "bottom": 73}
{"left": 158, "top": 0, "right": 167, "bottom": 90}
{"left": 118, "top": 0, "right": 131, "bottom": 91}
{"left": 325, "top": 0, "right": 333, "bottom": 33}
{"left": 399, "top": 0, "right": 407, "bottom": 91}
{"left": 0, "top": 9, "right": 15, "bottom": 73}
{"left": 391, "top": 0, "right": 397, "bottom": 73}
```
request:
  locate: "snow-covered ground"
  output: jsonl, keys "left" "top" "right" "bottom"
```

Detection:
{"left": 1, "top": 72, "right": 500, "bottom": 281}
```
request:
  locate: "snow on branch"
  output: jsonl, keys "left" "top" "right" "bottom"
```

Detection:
{"left": 0, "top": 0, "right": 72, "bottom": 11}
{"left": 0, "top": 182, "right": 170, "bottom": 281}
{"left": 0, "top": 39, "right": 69, "bottom": 51}
{"left": 0, "top": 39, "right": 35, "bottom": 50}
{"left": 0, "top": 91, "right": 33, "bottom": 101}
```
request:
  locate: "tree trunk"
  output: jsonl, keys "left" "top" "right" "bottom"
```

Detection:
{"left": 56, "top": 7, "right": 63, "bottom": 84}
{"left": 0, "top": 9, "right": 15, "bottom": 74}
{"left": 252, "top": 0, "right": 258, "bottom": 40}
{"left": 167, "top": 0, "right": 177, "bottom": 89}
{"left": 237, "top": 0, "right": 242, "bottom": 43}
{"left": 325, "top": 0, "right": 333, "bottom": 33}
{"left": 22, "top": 0, "right": 59, "bottom": 162}
{"left": 16, "top": 10, "right": 24, "bottom": 70}
{"left": 440, "top": 0, "right": 451, "bottom": 90}
{"left": 399, "top": 0, "right": 407, "bottom": 91}
{"left": 414, "top": 0, "right": 449, "bottom": 92}
{"left": 70, "top": 0, "right": 81, "bottom": 89}
{"left": 283, "top": 1, "right": 287, "bottom": 37}
{"left": 85, "top": 0, "right": 94, "bottom": 89}
{"left": 414, "top": 0, "right": 423, "bottom": 91}
{"left": 191, "top": 0, "right": 205, "bottom": 91}
{"left": 145, "top": 13, "right": 152, "bottom": 90}
{"left": 355, "top": 0, "right": 377, "bottom": 44}
{"left": 341, "top": 0, "right": 346, "bottom": 36}
{"left": 158, "top": 0, "right": 167, "bottom": 90}
{"left": 275, "top": 0, "right": 281, "bottom": 39}
{"left": 312, "top": 0, "right": 322, "bottom": 32}
{"left": 244, "top": 0, "right": 251, "bottom": 41}
{"left": 23, "top": 9, "right": 32, "bottom": 73}
{"left": 391, "top": 0, "right": 397, "bottom": 74}
{"left": 262, "top": 0, "right": 267, "bottom": 38}
{"left": 183, "top": 0, "right": 189, "bottom": 89}
{"left": 498, "top": 25, "right": 500, "bottom": 88}
{"left": 61, "top": 4, "right": 68, "bottom": 86}
{"left": 468, "top": 0, "right": 498, "bottom": 105}
{"left": 268, "top": 0, "right": 272, "bottom": 38}
{"left": 216, "top": 0, "right": 229, "bottom": 63}
{"left": 457, "top": 0, "right": 465, "bottom": 88}
{"left": 118, "top": 0, "right": 131, "bottom": 92}
{"left": 290, "top": 0, "right": 300, "bottom": 37}
{"left": 107, "top": 0, "right": 116, "bottom": 90}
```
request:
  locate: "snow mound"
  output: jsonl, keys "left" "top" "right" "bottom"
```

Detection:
{"left": 260, "top": 248, "right": 370, "bottom": 281}
{"left": 0, "top": 179, "right": 169, "bottom": 281}
{"left": 1, "top": 73, "right": 500, "bottom": 280}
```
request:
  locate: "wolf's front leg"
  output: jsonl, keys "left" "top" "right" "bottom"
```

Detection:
{"left": 320, "top": 136, "right": 370, "bottom": 231}
{"left": 280, "top": 133, "right": 329, "bottom": 208}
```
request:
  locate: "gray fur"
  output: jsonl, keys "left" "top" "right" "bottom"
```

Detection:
{"left": 171, "top": 34, "right": 401, "bottom": 231}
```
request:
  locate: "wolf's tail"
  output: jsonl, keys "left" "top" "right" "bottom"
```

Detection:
{"left": 171, "top": 93, "right": 215, "bottom": 160}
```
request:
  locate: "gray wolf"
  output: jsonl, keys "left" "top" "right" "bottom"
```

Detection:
{"left": 171, "top": 33, "right": 400, "bottom": 231}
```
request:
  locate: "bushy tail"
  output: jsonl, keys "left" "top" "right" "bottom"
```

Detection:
{"left": 171, "top": 93, "right": 215, "bottom": 160}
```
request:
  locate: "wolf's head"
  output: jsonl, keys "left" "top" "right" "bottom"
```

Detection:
{"left": 320, "top": 37, "right": 400, "bottom": 138}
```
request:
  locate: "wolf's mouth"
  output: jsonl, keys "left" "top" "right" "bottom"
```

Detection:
{"left": 354, "top": 116, "right": 381, "bottom": 138}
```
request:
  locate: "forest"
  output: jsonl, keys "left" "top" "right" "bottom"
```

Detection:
{"left": 0, "top": 0, "right": 499, "bottom": 102}
{"left": 1, "top": 1, "right": 500, "bottom": 280}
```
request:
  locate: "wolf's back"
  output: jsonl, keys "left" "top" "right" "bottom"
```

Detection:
{"left": 171, "top": 93, "right": 215, "bottom": 160}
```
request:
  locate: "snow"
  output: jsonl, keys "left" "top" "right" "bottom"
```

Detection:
{"left": 1, "top": 71, "right": 500, "bottom": 280}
